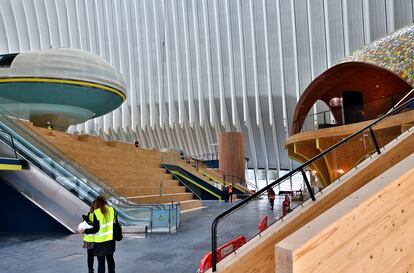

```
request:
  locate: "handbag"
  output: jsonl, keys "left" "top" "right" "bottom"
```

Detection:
{"left": 113, "top": 213, "right": 123, "bottom": 241}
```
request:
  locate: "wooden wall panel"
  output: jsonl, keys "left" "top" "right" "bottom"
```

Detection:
{"left": 275, "top": 153, "right": 414, "bottom": 273}
{"left": 219, "top": 132, "right": 245, "bottom": 182}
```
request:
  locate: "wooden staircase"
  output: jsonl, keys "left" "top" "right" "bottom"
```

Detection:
{"left": 161, "top": 152, "right": 250, "bottom": 194}
{"left": 27, "top": 125, "right": 203, "bottom": 212}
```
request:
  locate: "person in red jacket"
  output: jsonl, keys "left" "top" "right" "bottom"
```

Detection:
{"left": 228, "top": 184, "right": 233, "bottom": 202}
{"left": 281, "top": 194, "right": 291, "bottom": 217}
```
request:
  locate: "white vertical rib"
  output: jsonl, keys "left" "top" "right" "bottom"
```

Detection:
{"left": 143, "top": 0, "right": 155, "bottom": 128}
{"left": 191, "top": 0, "right": 204, "bottom": 124}
{"left": 323, "top": 0, "right": 332, "bottom": 67}
{"left": 152, "top": 0, "right": 164, "bottom": 127}
{"left": 123, "top": 0, "right": 135, "bottom": 130}
{"left": 225, "top": 0, "right": 237, "bottom": 128}
{"left": 263, "top": 0, "right": 281, "bottom": 172}
{"left": 161, "top": 0, "right": 174, "bottom": 127}
{"left": 342, "top": 0, "right": 350, "bottom": 55}
{"left": 202, "top": 0, "right": 214, "bottom": 124}
{"left": 133, "top": 0, "right": 148, "bottom": 130}
{"left": 275, "top": 0, "right": 289, "bottom": 137}
{"left": 172, "top": 0, "right": 184, "bottom": 125}
{"left": 290, "top": 0, "right": 300, "bottom": 101}
{"left": 385, "top": 0, "right": 395, "bottom": 32}
{"left": 262, "top": 0, "right": 272, "bottom": 125}
{"left": 213, "top": 0, "right": 227, "bottom": 128}
{"left": 249, "top": 0, "right": 260, "bottom": 125}
{"left": 181, "top": 0, "right": 194, "bottom": 125}
{"left": 362, "top": 0, "right": 371, "bottom": 44}
{"left": 236, "top": 0, "right": 247, "bottom": 123}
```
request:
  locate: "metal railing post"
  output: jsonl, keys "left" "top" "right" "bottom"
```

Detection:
{"left": 212, "top": 218, "right": 218, "bottom": 272}
{"left": 301, "top": 168, "right": 315, "bottom": 201}
{"left": 369, "top": 127, "right": 381, "bottom": 154}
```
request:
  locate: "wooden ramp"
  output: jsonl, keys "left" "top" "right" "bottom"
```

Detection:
{"left": 208, "top": 127, "right": 414, "bottom": 273}
{"left": 275, "top": 153, "right": 414, "bottom": 273}
{"left": 28, "top": 125, "right": 202, "bottom": 212}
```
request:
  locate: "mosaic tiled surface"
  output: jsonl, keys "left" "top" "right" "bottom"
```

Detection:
{"left": 343, "top": 24, "right": 414, "bottom": 86}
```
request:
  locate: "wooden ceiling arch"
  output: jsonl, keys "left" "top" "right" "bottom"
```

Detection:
{"left": 291, "top": 62, "right": 412, "bottom": 135}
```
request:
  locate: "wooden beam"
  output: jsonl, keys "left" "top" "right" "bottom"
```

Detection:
{"left": 275, "top": 153, "right": 414, "bottom": 273}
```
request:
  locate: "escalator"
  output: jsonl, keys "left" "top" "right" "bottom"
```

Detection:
{"left": 0, "top": 106, "right": 179, "bottom": 233}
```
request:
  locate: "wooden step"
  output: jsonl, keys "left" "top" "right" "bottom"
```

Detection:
{"left": 116, "top": 186, "right": 187, "bottom": 196}
{"left": 106, "top": 180, "right": 179, "bottom": 188}
{"left": 128, "top": 193, "right": 194, "bottom": 204}
{"left": 180, "top": 200, "right": 203, "bottom": 212}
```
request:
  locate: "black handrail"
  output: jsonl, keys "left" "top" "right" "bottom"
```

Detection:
{"left": 0, "top": 129, "right": 18, "bottom": 158}
{"left": 211, "top": 92, "right": 414, "bottom": 271}
{"left": 0, "top": 114, "right": 129, "bottom": 202}
{"left": 181, "top": 152, "right": 256, "bottom": 191}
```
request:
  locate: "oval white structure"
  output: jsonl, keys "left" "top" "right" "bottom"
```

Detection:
{"left": 0, "top": 48, "right": 127, "bottom": 130}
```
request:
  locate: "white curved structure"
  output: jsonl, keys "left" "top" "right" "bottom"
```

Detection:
{"left": 0, "top": 0, "right": 413, "bottom": 185}
{"left": 3, "top": 48, "right": 126, "bottom": 93}
{"left": 0, "top": 48, "right": 126, "bottom": 129}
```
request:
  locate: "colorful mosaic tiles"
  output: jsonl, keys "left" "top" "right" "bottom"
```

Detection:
{"left": 343, "top": 24, "right": 414, "bottom": 85}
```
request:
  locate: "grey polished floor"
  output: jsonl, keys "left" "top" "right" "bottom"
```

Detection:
{"left": 0, "top": 198, "right": 288, "bottom": 273}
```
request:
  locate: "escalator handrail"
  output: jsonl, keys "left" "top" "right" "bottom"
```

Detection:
{"left": 0, "top": 114, "right": 130, "bottom": 202}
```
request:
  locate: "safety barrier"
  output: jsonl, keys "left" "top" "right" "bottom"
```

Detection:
{"left": 198, "top": 235, "right": 246, "bottom": 273}
{"left": 258, "top": 215, "right": 268, "bottom": 233}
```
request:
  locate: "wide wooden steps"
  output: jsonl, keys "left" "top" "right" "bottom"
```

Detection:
{"left": 116, "top": 185, "right": 187, "bottom": 196}
{"left": 129, "top": 193, "right": 194, "bottom": 204}
{"left": 180, "top": 200, "right": 204, "bottom": 212}
{"left": 23, "top": 123, "right": 203, "bottom": 213}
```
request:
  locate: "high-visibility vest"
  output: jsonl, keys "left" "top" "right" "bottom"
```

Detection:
{"left": 93, "top": 206, "right": 115, "bottom": 243}
{"left": 83, "top": 212, "right": 95, "bottom": 243}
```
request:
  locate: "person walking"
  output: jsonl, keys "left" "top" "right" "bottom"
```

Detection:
{"left": 267, "top": 188, "right": 276, "bottom": 210}
{"left": 223, "top": 184, "right": 229, "bottom": 203}
{"left": 228, "top": 184, "right": 233, "bottom": 203}
{"left": 82, "top": 201, "right": 96, "bottom": 273}
{"left": 81, "top": 196, "right": 117, "bottom": 273}
{"left": 281, "top": 194, "right": 291, "bottom": 217}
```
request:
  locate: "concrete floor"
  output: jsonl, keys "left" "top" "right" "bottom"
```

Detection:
{"left": 0, "top": 198, "right": 289, "bottom": 273}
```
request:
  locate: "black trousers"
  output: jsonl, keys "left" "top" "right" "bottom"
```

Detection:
{"left": 87, "top": 249, "right": 94, "bottom": 272}
{"left": 97, "top": 254, "right": 115, "bottom": 273}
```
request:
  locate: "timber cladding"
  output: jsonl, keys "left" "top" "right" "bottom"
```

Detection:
{"left": 211, "top": 131, "right": 414, "bottom": 273}
{"left": 275, "top": 153, "right": 414, "bottom": 273}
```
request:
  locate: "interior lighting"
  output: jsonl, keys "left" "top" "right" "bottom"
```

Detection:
{"left": 337, "top": 169, "right": 345, "bottom": 174}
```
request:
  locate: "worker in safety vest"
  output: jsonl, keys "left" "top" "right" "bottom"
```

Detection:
{"left": 82, "top": 201, "right": 96, "bottom": 273}
{"left": 80, "top": 196, "right": 117, "bottom": 273}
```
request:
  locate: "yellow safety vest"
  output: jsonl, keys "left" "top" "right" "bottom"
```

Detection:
{"left": 83, "top": 212, "right": 95, "bottom": 243}
{"left": 93, "top": 206, "right": 115, "bottom": 243}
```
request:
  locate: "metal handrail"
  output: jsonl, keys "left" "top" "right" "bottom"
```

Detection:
{"left": 211, "top": 91, "right": 414, "bottom": 271}
{"left": 0, "top": 114, "right": 130, "bottom": 203}
{"left": 180, "top": 152, "right": 256, "bottom": 191}
{"left": 161, "top": 163, "right": 202, "bottom": 200}
{"left": 0, "top": 129, "right": 18, "bottom": 158}
{"left": 293, "top": 92, "right": 409, "bottom": 132}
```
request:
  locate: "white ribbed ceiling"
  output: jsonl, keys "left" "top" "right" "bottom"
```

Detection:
{"left": 0, "top": 0, "right": 413, "bottom": 183}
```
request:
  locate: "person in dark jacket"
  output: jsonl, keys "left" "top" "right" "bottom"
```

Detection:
{"left": 81, "top": 196, "right": 117, "bottom": 273}
{"left": 267, "top": 188, "right": 276, "bottom": 210}
{"left": 223, "top": 184, "right": 229, "bottom": 203}
{"left": 82, "top": 201, "right": 96, "bottom": 273}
